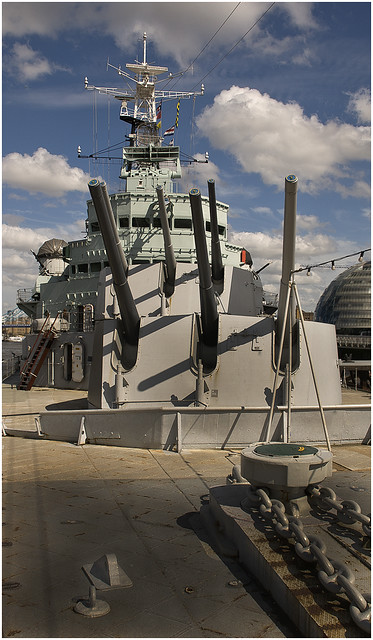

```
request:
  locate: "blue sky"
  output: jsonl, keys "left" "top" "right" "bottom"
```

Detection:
{"left": 2, "top": 2, "right": 371, "bottom": 313}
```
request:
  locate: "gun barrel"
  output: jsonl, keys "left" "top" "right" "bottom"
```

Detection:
{"left": 207, "top": 179, "right": 224, "bottom": 292}
{"left": 88, "top": 179, "right": 140, "bottom": 357}
{"left": 189, "top": 188, "right": 219, "bottom": 354}
{"left": 156, "top": 186, "right": 176, "bottom": 297}
{"left": 276, "top": 174, "right": 298, "bottom": 346}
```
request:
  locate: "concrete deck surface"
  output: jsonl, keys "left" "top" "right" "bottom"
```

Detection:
{"left": 3, "top": 437, "right": 301, "bottom": 638}
{"left": 2, "top": 383, "right": 371, "bottom": 638}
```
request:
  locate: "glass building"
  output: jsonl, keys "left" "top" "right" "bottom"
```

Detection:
{"left": 315, "top": 261, "right": 371, "bottom": 334}
{"left": 315, "top": 261, "right": 371, "bottom": 364}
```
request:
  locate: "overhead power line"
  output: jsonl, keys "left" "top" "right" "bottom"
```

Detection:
{"left": 183, "top": 3, "right": 242, "bottom": 77}
{"left": 191, "top": 2, "right": 276, "bottom": 90}
{"left": 164, "top": 2, "right": 242, "bottom": 92}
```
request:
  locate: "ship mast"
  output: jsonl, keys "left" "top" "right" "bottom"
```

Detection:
{"left": 84, "top": 32, "right": 204, "bottom": 148}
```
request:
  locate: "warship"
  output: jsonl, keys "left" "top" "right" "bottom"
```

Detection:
{"left": 5, "top": 34, "right": 370, "bottom": 637}
{"left": 15, "top": 33, "right": 369, "bottom": 448}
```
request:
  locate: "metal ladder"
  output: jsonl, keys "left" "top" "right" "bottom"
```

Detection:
{"left": 18, "top": 314, "right": 59, "bottom": 390}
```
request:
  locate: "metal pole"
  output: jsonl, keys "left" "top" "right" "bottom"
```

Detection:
{"left": 264, "top": 280, "right": 292, "bottom": 442}
{"left": 143, "top": 32, "right": 147, "bottom": 65}
{"left": 287, "top": 284, "right": 294, "bottom": 442}
{"left": 293, "top": 282, "right": 331, "bottom": 451}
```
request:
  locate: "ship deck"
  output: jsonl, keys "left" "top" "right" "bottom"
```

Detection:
{"left": 2, "top": 382, "right": 371, "bottom": 637}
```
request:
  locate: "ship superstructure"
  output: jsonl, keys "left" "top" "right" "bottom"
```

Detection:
{"left": 17, "top": 34, "right": 261, "bottom": 391}
{"left": 15, "top": 34, "right": 370, "bottom": 451}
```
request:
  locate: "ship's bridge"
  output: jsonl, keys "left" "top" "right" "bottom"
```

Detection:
{"left": 80, "top": 188, "right": 235, "bottom": 270}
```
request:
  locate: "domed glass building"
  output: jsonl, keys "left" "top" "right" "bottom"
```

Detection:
{"left": 315, "top": 261, "right": 371, "bottom": 361}
{"left": 315, "top": 261, "right": 371, "bottom": 332}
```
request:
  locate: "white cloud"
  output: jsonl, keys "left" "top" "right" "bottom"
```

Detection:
{"left": 2, "top": 213, "right": 25, "bottom": 225}
{"left": 281, "top": 2, "right": 319, "bottom": 30}
{"left": 251, "top": 206, "right": 273, "bottom": 215}
{"left": 2, "top": 224, "right": 51, "bottom": 251}
{"left": 229, "top": 227, "right": 361, "bottom": 310}
{"left": 197, "top": 86, "right": 370, "bottom": 196}
{"left": 296, "top": 214, "right": 325, "bottom": 231}
{"left": 3, "top": 3, "right": 318, "bottom": 68}
{"left": 346, "top": 89, "right": 371, "bottom": 125}
{"left": 7, "top": 43, "right": 53, "bottom": 81}
{"left": 2, "top": 3, "right": 69, "bottom": 37}
{"left": 2, "top": 219, "right": 86, "bottom": 311}
{"left": 2, "top": 148, "right": 91, "bottom": 197}
{"left": 179, "top": 153, "right": 220, "bottom": 193}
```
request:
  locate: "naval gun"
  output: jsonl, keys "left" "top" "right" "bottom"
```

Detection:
{"left": 83, "top": 175, "right": 342, "bottom": 449}
{"left": 156, "top": 186, "right": 177, "bottom": 298}
{"left": 189, "top": 188, "right": 219, "bottom": 372}
{"left": 275, "top": 174, "right": 300, "bottom": 371}
{"left": 207, "top": 179, "right": 224, "bottom": 294}
{"left": 88, "top": 179, "right": 140, "bottom": 370}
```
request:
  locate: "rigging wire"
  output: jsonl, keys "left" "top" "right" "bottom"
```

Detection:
{"left": 294, "top": 249, "right": 371, "bottom": 275}
{"left": 91, "top": 90, "right": 98, "bottom": 177}
{"left": 190, "top": 2, "right": 276, "bottom": 90}
{"left": 107, "top": 96, "right": 111, "bottom": 188}
{"left": 165, "top": 2, "right": 242, "bottom": 91}
{"left": 87, "top": 3, "right": 275, "bottom": 171}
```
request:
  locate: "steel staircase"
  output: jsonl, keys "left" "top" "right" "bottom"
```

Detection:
{"left": 18, "top": 314, "right": 59, "bottom": 390}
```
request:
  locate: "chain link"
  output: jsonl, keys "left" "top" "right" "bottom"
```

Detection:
{"left": 253, "top": 487, "right": 371, "bottom": 634}
{"left": 308, "top": 485, "right": 371, "bottom": 536}
{"left": 338, "top": 575, "right": 371, "bottom": 635}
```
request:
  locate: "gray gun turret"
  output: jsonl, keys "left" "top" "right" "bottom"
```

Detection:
{"left": 156, "top": 186, "right": 176, "bottom": 298}
{"left": 207, "top": 179, "right": 224, "bottom": 294}
{"left": 189, "top": 188, "right": 219, "bottom": 371}
{"left": 88, "top": 179, "right": 140, "bottom": 369}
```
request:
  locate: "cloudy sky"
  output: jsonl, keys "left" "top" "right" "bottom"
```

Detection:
{"left": 2, "top": 1, "right": 371, "bottom": 314}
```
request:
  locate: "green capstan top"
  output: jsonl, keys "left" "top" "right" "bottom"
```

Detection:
{"left": 253, "top": 443, "right": 319, "bottom": 457}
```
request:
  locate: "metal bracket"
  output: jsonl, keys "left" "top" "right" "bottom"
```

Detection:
{"left": 74, "top": 585, "right": 110, "bottom": 617}
{"left": 77, "top": 416, "right": 87, "bottom": 445}
{"left": 83, "top": 553, "right": 132, "bottom": 591}
{"left": 35, "top": 416, "right": 44, "bottom": 437}
{"left": 176, "top": 411, "right": 182, "bottom": 453}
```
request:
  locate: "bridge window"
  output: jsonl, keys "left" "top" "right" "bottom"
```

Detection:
{"left": 91, "top": 222, "right": 100, "bottom": 232}
{"left": 174, "top": 219, "right": 192, "bottom": 229}
{"left": 153, "top": 218, "right": 172, "bottom": 229}
{"left": 206, "top": 221, "right": 225, "bottom": 235}
{"left": 132, "top": 217, "right": 150, "bottom": 228}
{"left": 78, "top": 263, "right": 88, "bottom": 273}
{"left": 119, "top": 217, "right": 129, "bottom": 228}
{"left": 90, "top": 262, "right": 101, "bottom": 273}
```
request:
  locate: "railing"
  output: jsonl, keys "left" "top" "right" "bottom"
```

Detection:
{"left": 62, "top": 307, "right": 94, "bottom": 333}
{"left": 263, "top": 291, "right": 278, "bottom": 306}
{"left": 337, "top": 335, "right": 371, "bottom": 348}
{"left": 17, "top": 288, "right": 35, "bottom": 303}
{"left": 2, "top": 354, "right": 21, "bottom": 381}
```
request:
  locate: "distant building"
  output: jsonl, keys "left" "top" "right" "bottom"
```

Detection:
{"left": 2, "top": 309, "right": 32, "bottom": 339}
{"left": 296, "top": 309, "right": 314, "bottom": 321}
{"left": 315, "top": 261, "right": 371, "bottom": 389}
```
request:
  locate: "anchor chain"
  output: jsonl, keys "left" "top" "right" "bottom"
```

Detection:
{"left": 248, "top": 485, "right": 371, "bottom": 634}
{"left": 307, "top": 485, "right": 371, "bottom": 537}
